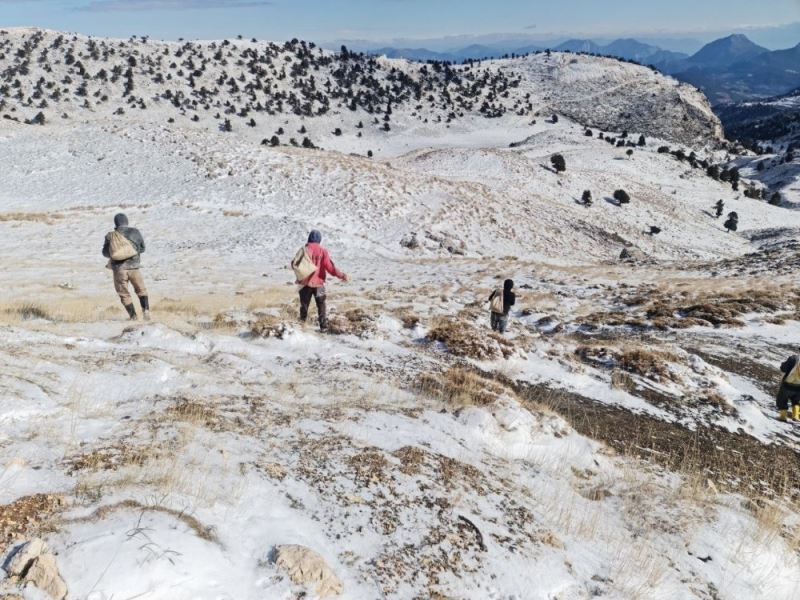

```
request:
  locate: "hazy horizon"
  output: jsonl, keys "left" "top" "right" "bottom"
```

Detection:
{"left": 1, "top": 0, "right": 798, "bottom": 51}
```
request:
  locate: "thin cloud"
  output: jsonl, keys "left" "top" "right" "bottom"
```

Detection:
{"left": 75, "top": 0, "right": 271, "bottom": 11}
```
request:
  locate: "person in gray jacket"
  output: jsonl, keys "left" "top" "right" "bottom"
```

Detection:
{"left": 102, "top": 213, "right": 150, "bottom": 320}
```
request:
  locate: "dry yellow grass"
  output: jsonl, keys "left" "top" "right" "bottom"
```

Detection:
{"left": 417, "top": 368, "right": 516, "bottom": 408}
{"left": 0, "top": 212, "right": 65, "bottom": 224}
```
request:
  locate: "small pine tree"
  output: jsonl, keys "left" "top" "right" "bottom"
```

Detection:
{"left": 626, "top": 149, "right": 634, "bottom": 159}
{"left": 613, "top": 189, "right": 630, "bottom": 205}
{"left": 584, "top": 128, "right": 593, "bottom": 137}
{"left": 637, "top": 134, "right": 646, "bottom": 146}
{"left": 270, "top": 135, "right": 280, "bottom": 146}
{"left": 724, "top": 212, "right": 738, "bottom": 232}
{"left": 756, "top": 161, "right": 766, "bottom": 172}
{"left": 551, "top": 114, "right": 558, "bottom": 124}
{"left": 581, "top": 190, "right": 592, "bottom": 206}
{"left": 367, "top": 150, "right": 373, "bottom": 158}
{"left": 333, "top": 127, "right": 342, "bottom": 136}
{"left": 221, "top": 119, "right": 232, "bottom": 132}
{"left": 302, "top": 137, "right": 315, "bottom": 149}
{"left": 769, "top": 191, "right": 782, "bottom": 206}
{"left": 550, "top": 153, "right": 566, "bottom": 173}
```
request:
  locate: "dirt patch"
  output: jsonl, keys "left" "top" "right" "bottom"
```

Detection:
{"left": 417, "top": 368, "right": 516, "bottom": 408}
{"left": 347, "top": 450, "right": 390, "bottom": 486}
{"left": 250, "top": 314, "right": 289, "bottom": 338}
{"left": 688, "top": 347, "right": 779, "bottom": 395}
{"left": 427, "top": 317, "right": 515, "bottom": 359}
{"left": 165, "top": 398, "right": 224, "bottom": 430}
{"left": 0, "top": 212, "right": 64, "bottom": 225}
{"left": 507, "top": 378, "right": 800, "bottom": 499}
{"left": 580, "top": 287, "right": 799, "bottom": 331}
{"left": 0, "top": 494, "right": 64, "bottom": 553}
{"left": 63, "top": 443, "right": 162, "bottom": 475}
{"left": 575, "top": 345, "right": 679, "bottom": 384}
{"left": 394, "top": 308, "right": 420, "bottom": 329}
{"left": 327, "top": 308, "right": 376, "bottom": 337}
{"left": 3, "top": 303, "right": 53, "bottom": 321}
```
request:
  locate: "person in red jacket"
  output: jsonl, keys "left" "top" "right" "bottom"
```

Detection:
{"left": 295, "top": 230, "right": 348, "bottom": 331}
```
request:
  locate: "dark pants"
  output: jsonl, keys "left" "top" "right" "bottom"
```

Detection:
{"left": 490, "top": 312, "right": 508, "bottom": 333}
{"left": 299, "top": 285, "right": 327, "bottom": 329}
{"left": 777, "top": 382, "right": 800, "bottom": 410}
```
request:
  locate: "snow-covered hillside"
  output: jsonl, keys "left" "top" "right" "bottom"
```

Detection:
{"left": 0, "top": 27, "right": 721, "bottom": 149}
{"left": 2, "top": 28, "right": 800, "bottom": 600}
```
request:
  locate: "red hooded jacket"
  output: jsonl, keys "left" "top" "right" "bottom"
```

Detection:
{"left": 300, "top": 242, "right": 346, "bottom": 287}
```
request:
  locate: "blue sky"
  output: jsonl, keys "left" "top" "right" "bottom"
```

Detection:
{"left": 1, "top": 0, "right": 799, "bottom": 48}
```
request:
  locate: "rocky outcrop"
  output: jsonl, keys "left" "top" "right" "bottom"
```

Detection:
{"left": 2, "top": 538, "right": 67, "bottom": 600}
{"left": 508, "top": 53, "right": 724, "bottom": 146}
{"left": 273, "top": 544, "right": 343, "bottom": 598}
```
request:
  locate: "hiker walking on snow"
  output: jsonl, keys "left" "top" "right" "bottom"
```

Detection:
{"left": 714, "top": 199, "right": 724, "bottom": 218}
{"left": 489, "top": 279, "right": 515, "bottom": 334}
{"left": 291, "top": 230, "right": 348, "bottom": 331}
{"left": 777, "top": 351, "right": 800, "bottom": 421}
{"left": 102, "top": 213, "right": 150, "bottom": 321}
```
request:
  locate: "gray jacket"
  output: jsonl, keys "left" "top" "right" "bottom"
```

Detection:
{"left": 102, "top": 226, "right": 145, "bottom": 270}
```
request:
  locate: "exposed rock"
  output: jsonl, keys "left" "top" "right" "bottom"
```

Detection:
{"left": 619, "top": 247, "right": 645, "bottom": 261}
{"left": 2, "top": 538, "right": 67, "bottom": 600}
{"left": 25, "top": 553, "right": 67, "bottom": 600}
{"left": 399, "top": 232, "right": 420, "bottom": 250}
{"left": 274, "top": 544, "right": 343, "bottom": 598}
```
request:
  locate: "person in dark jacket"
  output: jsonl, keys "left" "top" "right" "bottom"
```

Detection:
{"left": 489, "top": 279, "right": 516, "bottom": 334}
{"left": 777, "top": 352, "right": 800, "bottom": 421}
{"left": 102, "top": 213, "right": 150, "bottom": 321}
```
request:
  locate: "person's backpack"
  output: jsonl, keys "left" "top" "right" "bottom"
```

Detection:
{"left": 108, "top": 230, "right": 137, "bottom": 261}
{"left": 490, "top": 289, "right": 505, "bottom": 314}
{"left": 786, "top": 359, "right": 800, "bottom": 386}
{"left": 291, "top": 246, "right": 317, "bottom": 282}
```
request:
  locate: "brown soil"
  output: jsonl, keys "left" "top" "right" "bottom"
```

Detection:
{"left": 327, "top": 308, "right": 376, "bottom": 337}
{"left": 688, "top": 347, "right": 780, "bottom": 396}
{"left": 427, "top": 317, "right": 515, "bottom": 359}
{"left": 507, "top": 379, "right": 800, "bottom": 499}
{"left": 580, "top": 287, "right": 799, "bottom": 332}
{"left": 0, "top": 494, "right": 64, "bottom": 553}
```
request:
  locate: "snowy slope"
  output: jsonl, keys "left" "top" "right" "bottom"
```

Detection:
{"left": 2, "top": 28, "right": 800, "bottom": 600}
{"left": 0, "top": 27, "right": 722, "bottom": 149}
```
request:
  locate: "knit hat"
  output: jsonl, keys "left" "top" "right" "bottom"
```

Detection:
{"left": 114, "top": 213, "right": 129, "bottom": 228}
{"left": 308, "top": 230, "right": 322, "bottom": 244}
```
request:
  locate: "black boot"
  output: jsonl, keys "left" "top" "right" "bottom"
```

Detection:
{"left": 124, "top": 303, "right": 137, "bottom": 320}
{"left": 139, "top": 296, "right": 150, "bottom": 321}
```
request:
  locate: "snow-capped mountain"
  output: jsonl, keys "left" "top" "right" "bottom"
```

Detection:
{"left": 0, "top": 28, "right": 722, "bottom": 147}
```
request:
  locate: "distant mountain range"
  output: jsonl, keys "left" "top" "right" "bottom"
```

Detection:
{"left": 717, "top": 88, "right": 800, "bottom": 146}
{"left": 365, "top": 33, "right": 800, "bottom": 106}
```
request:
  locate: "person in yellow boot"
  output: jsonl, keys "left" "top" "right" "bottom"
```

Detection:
{"left": 777, "top": 352, "right": 800, "bottom": 421}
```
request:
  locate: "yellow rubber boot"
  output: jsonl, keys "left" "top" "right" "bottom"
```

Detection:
{"left": 779, "top": 409, "right": 789, "bottom": 422}
{"left": 792, "top": 406, "right": 800, "bottom": 421}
